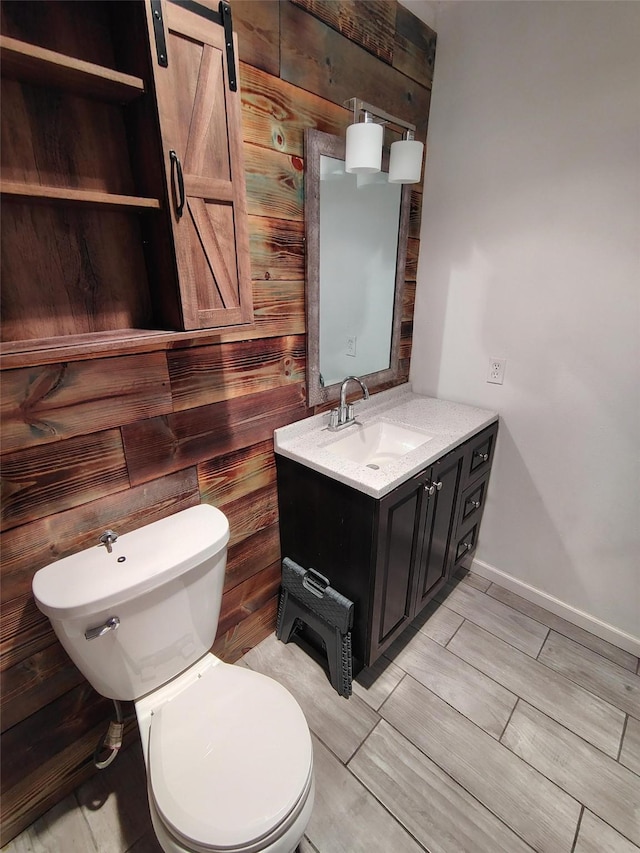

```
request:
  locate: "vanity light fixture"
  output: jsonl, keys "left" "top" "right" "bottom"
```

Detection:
{"left": 344, "top": 97, "right": 423, "bottom": 184}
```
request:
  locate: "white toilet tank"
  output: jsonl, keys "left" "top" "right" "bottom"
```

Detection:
{"left": 32, "top": 505, "right": 230, "bottom": 701}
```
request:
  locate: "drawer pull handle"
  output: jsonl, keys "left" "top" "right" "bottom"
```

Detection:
{"left": 467, "top": 499, "right": 481, "bottom": 510}
{"left": 474, "top": 451, "right": 489, "bottom": 462}
{"left": 424, "top": 483, "right": 435, "bottom": 496}
{"left": 433, "top": 481, "right": 443, "bottom": 491}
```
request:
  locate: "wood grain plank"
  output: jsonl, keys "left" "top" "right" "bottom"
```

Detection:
{"left": 168, "top": 335, "right": 305, "bottom": 411}
{"left": 350, "top": 720, "right": 536, "bottom": 853}
{"left": 449, "top": 621, "right": 626, "bottom": 757}
{"left": 281, "top": 2, "right": 430, "bottom": 139}
{"left": 401, "top": 280, "right": 416, "bottom": 323}
{"left": 386, "top": 626, "right": 517, "bottom": 738}
{"left": 249, "top": 215, "right": 304, "bottom": 281}
{"left": 405, "top": 236, "right": 419, "bottom": 280}
{"left": 0, "top": 594, "right": 54, "bottom": 672}
{"left": 409, "top": 187, "right": 422, "bottom": 240}
{"left": 0, "top": 35, "right": 145, "bottom": 102}
{"left": 1, "top": 428, "right": 128, "bottom": 532}
{"left": 1, "top": 204, "right": 151, "bottom": 343}
{"left": 487, "top": 584, "right": 639, "bottom": 673}
{"left": 620, "top": 716, "right": 640, "bottom": 776}
{"left": 227, "top": 0, "right": 280, "bottom": 75}
{"left": 1, "top": 642, "right": 83, "bottom": 732}
{"left": 0, "top": 353, "right": 171, "bottom": 453}
{"left": 290, "top": 0, "right": 396, "bottom": 64}
{"left": 240, "top": 62, "right": 349, "bottom": 155}
{"left": 244, "top": 143, "right": 305, "bottom": 221}
{"left": 216, "top": 561, "right": 281, "bottom": 637}
{"left": 574, "top": 810, "right": 640, "bottom": 853}
{"left": 122, "top": 383, "right": 308, "bottom": 486}
{"left": 538, "top": 631, "right": 640, "bottom": 718}
{"left": 1, "top": 718, "right": 138, "bottom": 847}
{"left": 436, "top": 581, "right": 549, "bottom": 657}
{"left": 219, "top": 480, "right": 280, "bottom": 549}
{"left": 244, "top": 633, "right": 379, "bottom": 762}
{"left": 2, "top": 791, "right": 101, "bottom": 853}
{"left": 0, "top": 723, "right": 106, "bottom": 847}
{"left": 381, "top": 676, "right": 582, "bottom": 853}
{"left": 0, "top": 468, "right": 200, "bottom": 602}
{"left": 502, "top": 702, "right": 640, "bottom": 846}
{"left": 224, "top": 522, "right": 281, "bottom": 593}
{"left": 306, "top": 733, "right": 423, "bottom": 853}
{"left": 198, "top": 439, "right": 275, "bottom": 507}
{"left": 212, "top": 596, "right": 278, "bottom": 663}
{"left": 252, "top": 280, "right": 305, "bottom": 337}
{"left": 393, "top": 3, "right": 437, "bottom": 87}
{"left": 1, "top": 683, "right": 109, "bottom": 794}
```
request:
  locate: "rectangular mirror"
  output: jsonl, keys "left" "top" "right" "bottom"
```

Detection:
{"left": 304, "top": 129, "right": 411, "bottom": 407}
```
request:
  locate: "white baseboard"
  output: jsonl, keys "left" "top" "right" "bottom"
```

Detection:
{"left": 470, "top": 557, "right": 640, "bottom": 658}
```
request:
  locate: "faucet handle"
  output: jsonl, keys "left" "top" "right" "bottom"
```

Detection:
{"left": 328, "top": 409, "right": 339, "bottom": 430}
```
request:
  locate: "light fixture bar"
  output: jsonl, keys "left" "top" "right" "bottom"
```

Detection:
{"left": 344, "top": 97, "right": 416, "bottom": 136}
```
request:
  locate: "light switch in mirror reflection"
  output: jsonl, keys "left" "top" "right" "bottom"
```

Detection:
{"left": 319, "top": 155, "right": 402, "bottom": 387}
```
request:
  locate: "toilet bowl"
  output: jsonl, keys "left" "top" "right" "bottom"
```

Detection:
{"left": 32, "top": 505, "right": 314, "bottom": 853}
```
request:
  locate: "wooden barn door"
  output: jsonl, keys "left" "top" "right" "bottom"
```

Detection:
{"left": 147, "top": 0, "right": 253, "bottom": 330}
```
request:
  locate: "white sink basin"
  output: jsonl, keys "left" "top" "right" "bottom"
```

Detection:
{"left": 326, "top": 420, "right": 432, "bottom": 468}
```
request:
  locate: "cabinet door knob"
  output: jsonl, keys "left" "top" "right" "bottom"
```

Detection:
{"left": 467, "top": 499, "right": 481, "bottom": 510}
{"left": 462, "top": 541, "right": 472, "bottom": 552}
{"left": 424, "top": 483, "right": 435, "bottom": 496}
{"left": 474, "top": 451, "right": 489, "bottom": 462}
{"left": 433, "top": 480, "right": 443, "bottom": 491}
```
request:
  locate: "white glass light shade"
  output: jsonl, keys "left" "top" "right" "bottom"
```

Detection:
{"left": 388, "top": 139, "right": 424, "bottom": 184}
{"left": 345, "top": 121, "right": 383, "bottom": 174}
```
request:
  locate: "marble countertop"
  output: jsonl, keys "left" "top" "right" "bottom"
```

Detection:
{"left": 274, "top": 384, "right": 498, "bottom": 498}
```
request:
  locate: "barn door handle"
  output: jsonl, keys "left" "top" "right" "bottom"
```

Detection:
{"left": 169, "top": 150, "right": 185, "bottom": 219}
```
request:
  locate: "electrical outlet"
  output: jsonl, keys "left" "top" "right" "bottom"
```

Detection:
{"left": 346, "top": 335, "right": 357, "bottom": 357}
{"left": 487, "top": 357, "right": 506, "bottom": 384}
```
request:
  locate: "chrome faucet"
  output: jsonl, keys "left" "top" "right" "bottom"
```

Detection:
{"left": 99, "top": 530, "right": 118, "bottom": 554}
{"left": 328, "top": 376, "right": 369, "bottom": 431}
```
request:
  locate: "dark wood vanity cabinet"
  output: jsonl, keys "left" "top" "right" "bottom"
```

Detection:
{"left": 276, "top": 420, "right": 498, "bottom": 672}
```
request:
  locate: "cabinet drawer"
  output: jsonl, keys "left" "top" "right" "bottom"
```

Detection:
{"left": 457, "top": 469, "right": 490, "bottom": 531}
{"left": 453, "top": 522, "right": 478, "bottom": 567}
{"left": 462, "top": 422, "right": 498, "bottom": 488}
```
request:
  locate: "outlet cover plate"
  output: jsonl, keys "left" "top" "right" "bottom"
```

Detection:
{"left": 487, "top": 357, "right": 506, "bottom": 384}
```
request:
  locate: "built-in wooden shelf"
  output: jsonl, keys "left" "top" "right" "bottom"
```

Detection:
{"left": 0, "top": 181, "right": 161, "bottom": 211}
{"left": 0, "top": 35, "right": 145, "bottom": 102}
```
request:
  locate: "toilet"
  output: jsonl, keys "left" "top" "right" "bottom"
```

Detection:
{"left": 32, "top": 505, "right": 314, "bottom": 853}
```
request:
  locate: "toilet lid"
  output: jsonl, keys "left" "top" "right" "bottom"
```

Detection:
{"left": 148, "top": 663, "right": 312, "bottom": 851}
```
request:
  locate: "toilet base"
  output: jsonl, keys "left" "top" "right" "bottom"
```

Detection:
{"left": 147, "top": 775, "right": 315, "bottom": 853}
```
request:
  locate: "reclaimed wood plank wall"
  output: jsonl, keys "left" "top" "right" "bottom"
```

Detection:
{"left": 0, "top": 0, "right": 436, "bottom": 842}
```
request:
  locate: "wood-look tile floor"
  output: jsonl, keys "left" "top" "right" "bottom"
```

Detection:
{"left": 4, "top": 572, "right": 639, "bottom": 853}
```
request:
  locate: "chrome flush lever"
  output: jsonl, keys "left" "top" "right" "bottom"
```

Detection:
{"left": 99, "top": 530, "right": 118, "bottom": 554}
{"left": 85, "top": 616, "right": 120, "bottom": 641}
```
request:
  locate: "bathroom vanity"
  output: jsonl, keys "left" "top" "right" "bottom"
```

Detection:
{"left": 274, "top": 386, "right": 498, "bottom": 672}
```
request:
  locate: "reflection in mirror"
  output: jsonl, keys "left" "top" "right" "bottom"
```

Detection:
{"left": 305, "top": 129, "right": 411, "bottom": 407}
{"left": 319, "top": 156, "right": 402, "bottom": 386}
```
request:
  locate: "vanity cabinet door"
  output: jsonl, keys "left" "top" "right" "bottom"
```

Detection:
{"left": 369, "top": 472, "right": 429, "bottom": 660}
{"left": 412, "top": 447, "right": 464, "bottom": 612}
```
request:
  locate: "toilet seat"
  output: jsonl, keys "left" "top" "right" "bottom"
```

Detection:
{"left": 147, "top": 663, "right": 313, "bottom": 852}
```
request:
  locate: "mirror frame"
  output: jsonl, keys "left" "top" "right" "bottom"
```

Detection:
{"left": 304, "top": 128, "right": 412, "bottom": 407}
